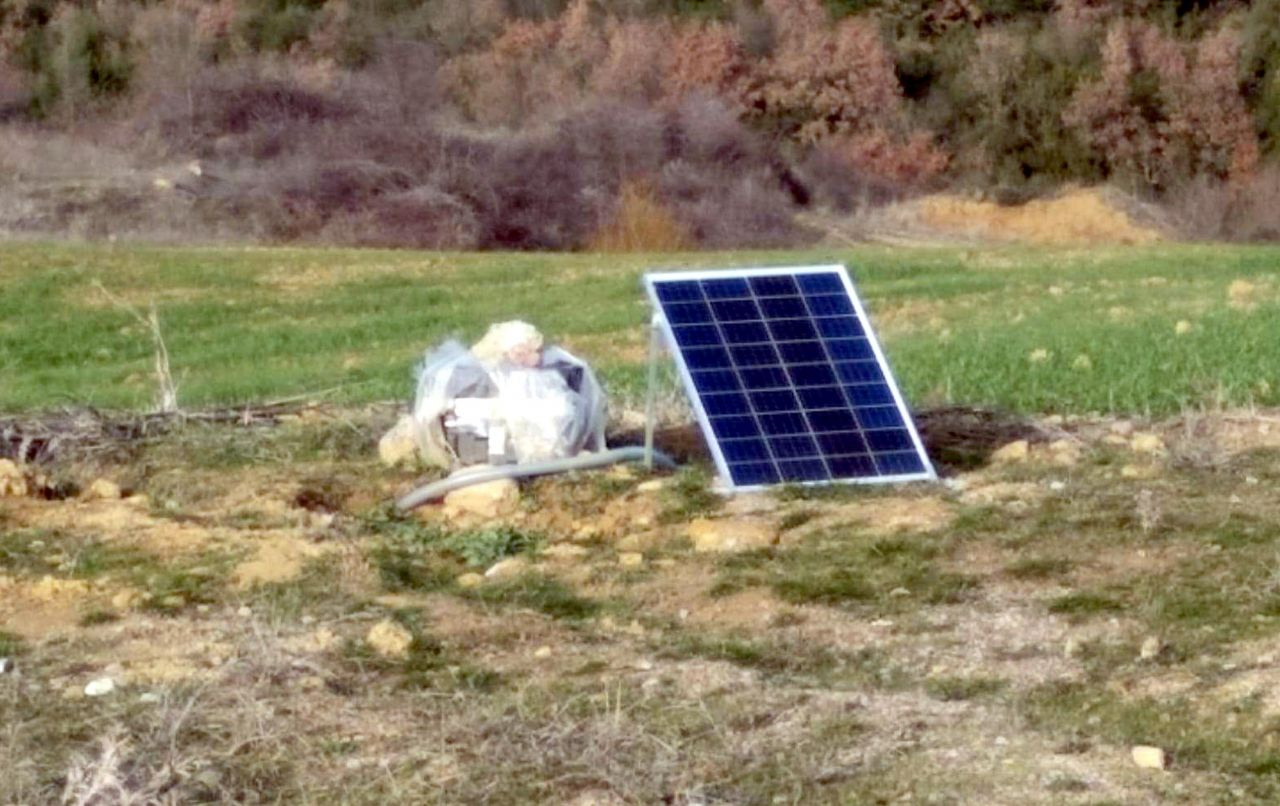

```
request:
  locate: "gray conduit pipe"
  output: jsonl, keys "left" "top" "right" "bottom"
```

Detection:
{"left": 395, "top": 446, "right": 677, "bottom": 512}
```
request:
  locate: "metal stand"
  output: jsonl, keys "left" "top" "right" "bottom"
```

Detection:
{"left": 643, "top": 313, "right": 664, "bottom": 470}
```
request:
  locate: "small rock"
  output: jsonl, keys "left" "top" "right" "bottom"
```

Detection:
{"left": 687, "top": 517, "right": 779, "bottom": 554}
{"left": 533, "top": 646, "right": 553, "bottom": 659}
{"left": 635, "top": 479, "right": 667, "bottom": 493}
{"left": 484, "top": 556, "right": 530, "bottom": 581}
{"left": 1139, "top": 636, "right": 1162, "bottom": 661}
{"left": 618, "top": 552, "right": 645, "bottom": 569}
{"left": 1174, "top": 320, "right": 1193, "bottom": 335}
{"left": 83, "top": 479, "right": 122, "bottom": 501}
{"left": 1131, "top": 745, "right": 1167, "bottom": 770}
{"left": 456, "top": 572, "right": 485, "bottom": 589}
{"left": 0, "top": 459, "right": 27, "bottom": 498}
{"left": 298, "top": 675, "right": 326, "bottom": 691}
{"left": 442, "top": 478, "right": 520, "bottom": 522}
{"left": 1048, "top": 480, "right": 1066, "bottom": 492}
{"left": 378, "top": 416, "right": 420, "bottom": 467}
{"left": 543, "top": 544, "right": 589, "bottom": 561}
{"left": 110, "top": 590, "right": 139, "bottom": 611}
{"left": 1130, "top": 433, "right": 1166, "bottom": 455}
{"left": 889, "top": 587, "right": 911, "bottom": 598}
{"left": 1047, "top": 439, "right": 1081, "bottom": 467}
{"left": 1064, "top": 638, "right": 1083, "bottom": 658}
{"left": 139, "top": 692, "right": 161, "bottom": 704}
{"left": 237, "top": 605, "right": 253, "bottom": 618}
{"left": 991, "top": 440, "right": 1030, "bottom": 464}
{"left": 1110, "top": 420, "right": 1135, "bottom": 436}
{"left": 84, "top": 677, "right": 116, "bottom": 698}
{"left": 1246, "top": 476, "right": 1259, "bottom": 486}
{"left": 1120, "top": 464, "right": 1159, "bottom": 480}
{"left": 0, "top": 658, "right": 11, "bottom": 675}
{"left": 366, "top": 619, "right": 414, "bottom": 659}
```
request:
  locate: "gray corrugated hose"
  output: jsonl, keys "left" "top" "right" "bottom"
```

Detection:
{"left": 394, "top": 447, "right": 677, "bottom": 512}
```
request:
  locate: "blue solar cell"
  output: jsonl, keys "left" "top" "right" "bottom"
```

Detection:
{"left": 683, "top": 346, "right": 732, "bottom": 370}
{"left": 779, "top": 459, "right": 829, "bottom": 482}
{"left": 816, "top": 431, "right": 869, "bottom": 455}
{"left": 730, "top": 462, "right": 780, "bottom": 485}
{"left": 708, "top": 415, "right": 760, "bottom": 439}
{"left": 760, "top": 412, "right": 809, "bottom": 436}
{"left": 829, "top": 454, "right": 877, "bottom": 477}
{"left": 710, "top": 299, "right": 760, "bottom": 322}
{"left": 691, "top": 369, "right": 740, "bottom": 393}
{"left": 656, "top": 283, "right": 703, "bottom": 303}
{"left": 646, "top": 267, "right": 932, "bottom": 489}
{"left": 766, "top": 318, "right": 818, "bottom": 342}
{"left": 878, "top": 452, "right": 926, "bottom": 474}
{"left": 672, "top": 324, "right": 721, "bottom": 348}
{"left": 769, "top": 435, "right": 820, "bottom": 459}
{"left": 797, "top": 386, "right": 845, "bottom": 410}
{"left": 749, "top": 389, "right": 800, "bottom": 413}
{"left": 806, "top": 294, "right": 856, "bottom": 316}
{"left": 740, "top": 366, "right": 790, "bottom": 388}
{"left": 808, "top": 409, "right": 858, "bottom": 433}
{"left": 720, "top": 439, "right": 771, "bottom": 463}
{"left": 827, "top": 339, "right": 875, "bottom": 361}
{"left": 855, "top": 405, "right": 906, "bottom": 429}
{"left": 835, "top": 360, "right": 882, "bottom": 384}
{"left": 787, "top": 363, "right": 837, "bottom": 387}
{"left": 730, "top": 344, "right": 781, "bottom": 367}
{"left": 797, "top": 273, "right": 846, "bottom": 295}
{"left": 865, "top": 429, "right": 915, "bottom": 452}
{"left": 816, "top": 317, "right": 864, "bottom": 339}
{"left": 702, "top": 278, "right": 750, "bottom": 299}
{"left": 749, "top": 275, "right": 800, "bottom": 297}
{"left": 759, "top": 296, "right": 808, "bottom": 319}
{"left": 722, "top": 321, "right": 771, "bottom": 344}
{"left": 778, "top": 341, "right": 826, "bottom": 364}
{"left": 845, "top": 383, "right": 895, "bottom": 406}
{"left": 665, "top": 301, "right": 713, "bottom": 325}
{"left": 702, "top": 392, "right": 751, "bottom": 416}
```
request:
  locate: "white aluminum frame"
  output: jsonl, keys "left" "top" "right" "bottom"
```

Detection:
{"left": 643, "top": 264, "right": 937, "bottom": 492}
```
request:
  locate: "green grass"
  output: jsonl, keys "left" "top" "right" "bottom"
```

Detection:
{"left": 2, "top": 242, "right": 1280, "bottom": 414}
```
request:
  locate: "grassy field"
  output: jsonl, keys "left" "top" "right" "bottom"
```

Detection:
{"left": 2, "top": 241, "right": 1279, "bottom": 414}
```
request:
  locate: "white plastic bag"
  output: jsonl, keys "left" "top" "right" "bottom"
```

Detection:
{"left": 409, "top": 326, "right": 607, "bottom": 468}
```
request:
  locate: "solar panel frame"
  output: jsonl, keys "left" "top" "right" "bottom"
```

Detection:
{"left": 643, "top": 264, "right": 937, "bottom": 492}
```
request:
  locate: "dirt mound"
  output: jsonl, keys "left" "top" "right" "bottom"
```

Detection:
{"left": 803, "top": 186, "right": 1169, "bottom": 246}
{"left": 915, "top": 188, "right": 1165, "bottom": 245}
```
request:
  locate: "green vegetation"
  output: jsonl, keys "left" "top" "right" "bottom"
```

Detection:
{"left": 3, "top": 243, "right": 1280, "bottom": 416}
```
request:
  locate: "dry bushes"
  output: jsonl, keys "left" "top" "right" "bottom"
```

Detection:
{"left": 589, "top": 181, "right": 691, "bottom": 253}
{"left": 1169, "top": 167, "right": 1280, "bottom": 242}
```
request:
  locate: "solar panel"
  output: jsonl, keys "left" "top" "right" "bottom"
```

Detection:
{"left": 644, "top": 265, "right": 935, "bottom": 490}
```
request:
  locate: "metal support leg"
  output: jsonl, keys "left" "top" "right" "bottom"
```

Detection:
{"left": 644, "top": 314, "right": 663, "bottom": 471}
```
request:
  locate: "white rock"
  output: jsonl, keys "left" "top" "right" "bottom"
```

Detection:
{"left": 1139, "top": 636, "right": 1162, "bottom": 661}
{"left": 533, "top": 646, "right": 553, "bottom": 659}
{"left": 456, "top": 572, "right": 485, "bottom": 589}
{"left": 687, "top": 517, "right": 778, "bottom": 554}
{"left": 366, "top": 619, "right": 413, "bottom": 659}
{"left": 378, "top": 416, "right": 419, "bottom": 467}
{"left": 618, "top": 552, "right": 645, "bottom": 569}
{"left": 635, "top": 479, "right": 667, "bottom": 493}
{"left": 84, "top": 677, "right": 116, "bottom": 697}
{"left": 236, "top": 606, "right": 253, "bottom": 618}
{"left": 0, "top": 459, "right": 27, "bottom": 498}
{"left": 484, "top": 556, "right": 530, "bottom": 581}
{"left": 0, "top": 658, "right": 11, "bottom": 675}
{"left": 543, "top": 544, "right": 589, "bottom": 561}
{"left": 1131, "top": 745, "right": 1167, "bottom": 770}
{"left": 991, "top": 440, "right": 1030, "bottom": 464}
{"left": 1130, "top": 433, "right": 1166, "bottom": 455}
{"left": 1064, "top": 638, "right": 1083, "bottom": 658}
{"left": 442, "top": 479, "right": 520, "bottom": 522}
{"left": 139, "top": 692, "right": 161, "bottom": 704}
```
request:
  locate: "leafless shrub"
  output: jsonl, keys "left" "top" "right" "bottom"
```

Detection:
{"left": 1169, "top": 167, "right": 1280, "bottom": 242}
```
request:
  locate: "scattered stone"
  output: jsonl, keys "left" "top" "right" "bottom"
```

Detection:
{"left": 0, "top": 658, "right": 11, "bottom": 675}
{"left": 139, "top": 692, "right": 161, "bottom": 704}
{"left": 533, "top": 646, "right": 553, "bottom": 659}
{"left": 1130, "top": 433, "right": 1166, "bottom": 455}
{"left": 1174, "top": 320, "right": 1193, "bottom": 335}
{"left": 1120, "top": 464, "right": 1159, "bottom": 480}
{"left": 484, "top": 556, "right": 530, "bottom": 581}
{"left": 1246, "top": 476, "right": 1260, "bottom": 486}
{"left": 1131, "top": 745, "right": 1167, "bottom": 770}
{"left": 0, "top": 459, "right": 27, "bottom": 498}
{"left": 991, "top": 440, "right": 1030, "bottom": 464}
{"left": 1110, "top": 420, "right": 1135, "bottom": 436}
{"left": 687, "top": 517, "right": 779, "bottom": 554}
{"left": 618, "top": 552, "right": 645, "bottom": 570}
{"left": 456, "top": 572, "right": 485, "bottom": 589}
{"left": 1140, "top": 636, "right": 1162, "bottom": 661}
{"left": 1064, "top": 638, "right": 1083, "bottom": 658}
{"left": 378, "top": 416, "right": 419, "bottom": 467}
{"left": 1228, "top": 279, "right": 1258, "bottom": 310}
{"left": 84, "top": 677, "right": 116, "bottom": 698}
{"left": 366, "top": 619, "right": 414, "bottom": 659}
{"left": 236, "top": 606, "right": 253, "bottom": 618}
{"left": 442, "top": 479, "right": 520, "bottom": 522}
{"left": 1047, "top": 439, "right": 1082, "bottom": 467}
{"left": 635, "top": 479, "right": 667, "bottom": 493}
{"left": 83, "top": 479, "right": 122, "bottom": 501}
{"left": 889, "top": 587, "right": 911, "bottom": 598}
{"left": 543, "top": 544, "right": 589, "bottom": 561}
{"left": 1048, "top": 480, "right": 1066, "bottom": 492}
